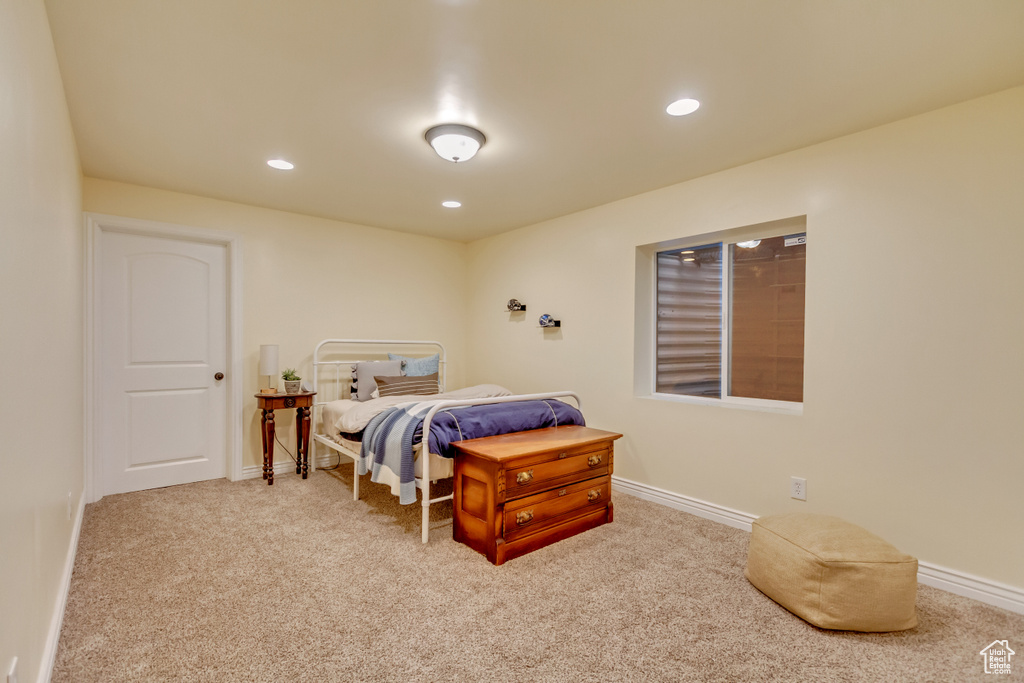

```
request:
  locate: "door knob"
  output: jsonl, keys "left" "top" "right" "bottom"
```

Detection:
{"left": 214, "top": 372, "right": 224, "bottom": 380}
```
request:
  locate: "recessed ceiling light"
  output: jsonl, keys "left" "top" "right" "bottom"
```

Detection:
{"left": 442, "top": 200, "right": 462, "bottom": 208}
{"left": 267, "top": 159, "right": 294, "bottom": 170}
{"left": 666, "top": 98, "right": 700, "bottom": 117}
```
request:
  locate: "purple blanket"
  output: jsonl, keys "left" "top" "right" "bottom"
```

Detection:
{"left": 417, "top": 399, "right": 585, "bottom": 458}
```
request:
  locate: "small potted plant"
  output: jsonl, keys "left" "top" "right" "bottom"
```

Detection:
{"left": 282, "top": 368, "right": 301, "bottom": 394}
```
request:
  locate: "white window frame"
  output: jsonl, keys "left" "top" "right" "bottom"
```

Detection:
{"left": 639, "top": 216, "right": 806, "bottom": 415}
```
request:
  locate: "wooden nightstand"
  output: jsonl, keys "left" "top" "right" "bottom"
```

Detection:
{"left": 453, "top": 425, "right": 622, "bottom": 565}
{"left": 255, "top": 391, "right": 316, "bottom": 485}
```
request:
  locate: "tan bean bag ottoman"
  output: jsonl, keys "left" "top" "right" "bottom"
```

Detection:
{"left": 745, "top": 513, "right": 918, "bottom": 631}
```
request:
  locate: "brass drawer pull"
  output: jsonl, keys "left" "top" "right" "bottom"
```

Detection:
{"left": 516, "top": 470, "right": 534, "bottom": 485}
{"left": 588, "top": 489, "right": 601, "bottom": 502}
{"left": 588, "top": 454, "right": 603, "bottom": 467}
{"left": 516, "top": 510, "right": 534, "bottom": 526}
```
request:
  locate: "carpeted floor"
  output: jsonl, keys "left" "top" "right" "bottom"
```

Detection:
{"left": 53, "top": 467, "right": 1023, "bottom": 682}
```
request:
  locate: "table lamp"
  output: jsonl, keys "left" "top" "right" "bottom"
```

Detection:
{"left": 259, "top": 344, "right": 279, "bottom": 394}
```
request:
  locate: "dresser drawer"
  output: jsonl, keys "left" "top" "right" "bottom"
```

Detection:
{"left": 504, "top": 442, "right": 611, "bottom": 499}
{"left": 503, "top": 475, "right": 611, "bottom": 542}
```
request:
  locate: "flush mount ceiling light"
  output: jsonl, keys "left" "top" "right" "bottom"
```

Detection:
{"left": 666, "top": 98, "right": 700, "bottom": 117}
{"left": 441, "top": 200, "right": 462, "bottom": 208}
{"left": 267, "top": 159, "right": 294, "bottom": 170}
{"left": 424, "top": 124, "right": 486, "bottom": 163}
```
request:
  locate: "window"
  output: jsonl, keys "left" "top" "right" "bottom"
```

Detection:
{"left": 655, "top": 230, "right": 806, "bottom": 404}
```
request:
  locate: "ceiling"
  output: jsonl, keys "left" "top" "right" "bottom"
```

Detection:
{"left": 44, "top": 1, "right": 1024, "bottom": 242}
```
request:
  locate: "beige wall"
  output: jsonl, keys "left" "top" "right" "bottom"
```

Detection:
{"left": 0, "top": 1, "right": 84, "bottom": 681}
{"left": 82, "top": 179, "right": 470, "bottom": 472}
{"left": 465, "top": 85, "right": 1024, "bottom": 589}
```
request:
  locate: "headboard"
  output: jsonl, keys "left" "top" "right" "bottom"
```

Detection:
{"left": 311, "top": 338, "right": 447, "bottom": 408}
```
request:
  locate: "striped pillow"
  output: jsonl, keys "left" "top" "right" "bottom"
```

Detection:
{"left": 374, "top": 372, "right": 439, "bottom": 398}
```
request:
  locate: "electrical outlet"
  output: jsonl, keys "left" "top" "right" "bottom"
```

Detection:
{"left": 8, "top": 656, "right": 18, "bottom": 683}
{"left": 791, "top": 476, "right": 807, "bottom": 501}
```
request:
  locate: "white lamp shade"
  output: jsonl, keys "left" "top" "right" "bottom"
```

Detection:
{"left": 259, "top": 344, "right": 279, "bottom": 377}
{"left": 424, "top": 124, "right": 486, "bottom": 163}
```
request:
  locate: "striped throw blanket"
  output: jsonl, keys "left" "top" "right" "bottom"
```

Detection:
{"left": 358, "top": 401, "right": 435, "bottom": 504}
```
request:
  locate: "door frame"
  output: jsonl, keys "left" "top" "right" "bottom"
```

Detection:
{"left": 84, "top": 212, "right": 244, "bottom": 503}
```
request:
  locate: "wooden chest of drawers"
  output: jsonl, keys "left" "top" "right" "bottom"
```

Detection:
{"left": 453, "top": 425, "right": 622, "bottom": 565}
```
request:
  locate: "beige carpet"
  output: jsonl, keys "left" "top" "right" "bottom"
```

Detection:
{"left": 54, "top": 468, "right": 1023, "bottom": 682}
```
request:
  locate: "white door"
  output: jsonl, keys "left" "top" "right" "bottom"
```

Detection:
{"left": 98, "top": 229, "right": 229, "bottom": 496}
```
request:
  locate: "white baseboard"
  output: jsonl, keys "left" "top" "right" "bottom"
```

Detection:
{"left": 238, "top": 448, "right": 353, "bottom": 480}
{"left": 611, "top": 475, "right": 1024, "bottom": 615}
{"left": 40, "top": 492, "right": 86, "bottom": 683}
{"left": 240, "top": 459, "right": 306, "bottom": 480}
{"left": 917, "top": 562, "right": 1024, "bottom": 615}
{"left": 612, "top": 475, "right": 757, "bottom": 532}
{"left": 313, "top": 450, "right": 350, "bottom": 470}
{"left": 242, "top": 452, "right": 356, "bottom": 480}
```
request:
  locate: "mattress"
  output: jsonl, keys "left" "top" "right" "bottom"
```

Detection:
{"left": 320, "top": 384, "right": 513, "bottom": 436}
{"left": 317, "top": 384, "right": 510, "bottom": 494}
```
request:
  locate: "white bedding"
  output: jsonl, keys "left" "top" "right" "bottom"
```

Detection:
{"left": 321, "top": 383, "right": 512, "bottom": 436}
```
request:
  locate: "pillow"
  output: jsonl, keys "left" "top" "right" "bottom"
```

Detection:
{"left": 350, "top": 360, "right": 404, "bottom": 401}
{"left": 374, "top": 373, "right": 440, "bottom": 398}
{"left": 387, "top": 352, "right": 440, "bottom": 377}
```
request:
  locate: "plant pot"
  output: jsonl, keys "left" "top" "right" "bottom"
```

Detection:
{"left": 284, "top": 380, "right": 301, "bottom": 394}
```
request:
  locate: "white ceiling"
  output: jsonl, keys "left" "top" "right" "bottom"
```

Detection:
{"left": 45, "top": 1, "right": 1024, "bottom": 242}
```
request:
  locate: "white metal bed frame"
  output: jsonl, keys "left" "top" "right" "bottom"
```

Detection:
{"left": 311, "top": 338, "right": 581, "bottom": 543}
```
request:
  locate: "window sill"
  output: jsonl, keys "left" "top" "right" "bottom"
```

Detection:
{"left": 644, "top": 392, "right": 803, "bottom": 416}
